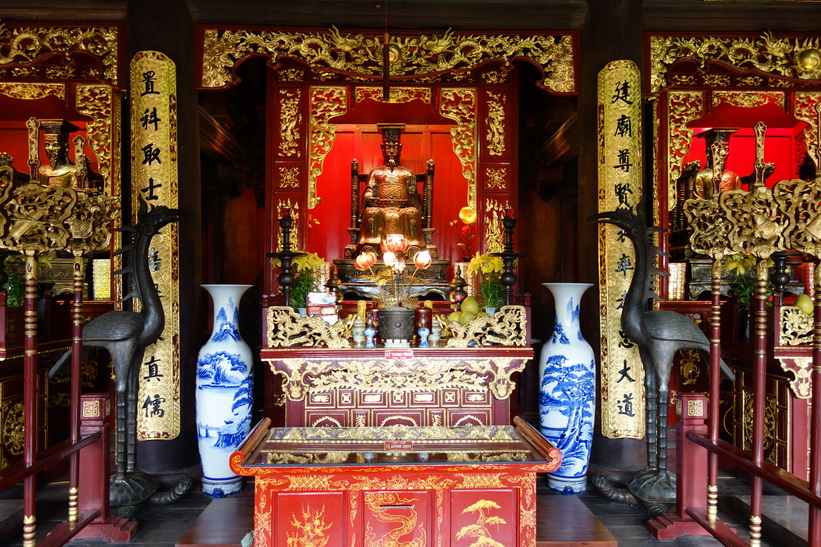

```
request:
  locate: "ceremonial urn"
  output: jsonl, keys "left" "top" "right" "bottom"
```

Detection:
{"left": 196, "top": 284, "right": 253, "bottom": 497}
{"left": 378, "top": 307, "right": 415, "bottom": 347}
{"left": 538, "top": 283, "right": 596, "bottom": 494}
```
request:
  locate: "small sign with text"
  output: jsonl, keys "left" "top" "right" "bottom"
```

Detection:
{"left": 384, "top": 441, "right": 413, "bottom": 451}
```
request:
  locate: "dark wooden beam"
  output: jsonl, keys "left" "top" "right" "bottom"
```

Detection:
{"left": 186, "top": 0, "right": 588, "bottom": 30}
{"left": 0, "top": 1, "right": 127, "bottom": 21}
{"left": 644, "top": 0, "right": 821, "bottom": 32}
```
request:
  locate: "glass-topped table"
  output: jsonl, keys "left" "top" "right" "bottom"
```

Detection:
{"left": 244, "top": 423, "right": 549, "bottom": 466}
{"left": 231, "top": 417, "right": 560, "bottom": 547}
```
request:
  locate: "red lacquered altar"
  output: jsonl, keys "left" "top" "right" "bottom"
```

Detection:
{"left": 260, "top": 303, "right": 532, "bottom": 427}
{"left": 262, "top": 345, "right": 532, "bottom": 427}
{"left": 230, "top": 416, "right": 560, "bottom": 547}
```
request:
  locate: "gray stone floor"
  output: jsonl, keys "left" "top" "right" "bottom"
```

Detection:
{"left": 0, "top": 472, "right": 798, "bottom": 546}
{"left": 569, "top": 473, "right": 795, "bottom": 546}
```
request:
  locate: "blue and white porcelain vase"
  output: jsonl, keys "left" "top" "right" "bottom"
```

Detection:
{"left": 538, "top": 282, "right": 596, "bottom": 494}
{"left": 196, "top": 284, "right": 253, "bottom": 497}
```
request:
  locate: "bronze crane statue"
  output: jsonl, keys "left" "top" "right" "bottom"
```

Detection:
{"left": 50, "top": 199, "right": 191, "bottom": 511}
{"left": 589, "top": 205, "right": 734, "bottom": 515}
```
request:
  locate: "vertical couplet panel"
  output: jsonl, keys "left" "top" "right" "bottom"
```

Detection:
{"left": 130, "top": 51, "right": 181, "bottom": 441}
{"left": 597, "top": 60, "right": 645, "bottom": 440}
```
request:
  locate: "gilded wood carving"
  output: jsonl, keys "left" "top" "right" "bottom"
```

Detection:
{"left": 201, "top": 27, "right": 576, "bottom": 94}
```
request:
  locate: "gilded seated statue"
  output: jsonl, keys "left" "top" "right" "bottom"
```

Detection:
{"left": 693, "top": 141, "right": 742, "bottom": 199}
{"left": 37, "top": 119, "right": 82, "bottom": 189}
{"left": 355, "top": 124, "right": 429, "bottom": 257}
{"left": 34, "top": 118, "right": 101, "bottom": 190}
{"left": 692, "top": 129, "right": 743, "bottom": 199}
{"left": 336, "top": 123, "right": 449, "bottom": 299}
{"left": 691, "top": 127, "right": 775, "bottom": 199}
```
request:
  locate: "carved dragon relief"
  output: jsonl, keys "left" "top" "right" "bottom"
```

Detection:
{"left": 266, "top": 305, "right": 528, "bottom": 349}
{"left": 0, "top": 21, "right": 120, "bottom": 85}
{"left": 650, "top": 33, "right": 821, "bottom": 94}
{"left": 270, "top": 357, "right": 524, "bottom": 402}
{"left": 200, "top": 27, "right": 576, "bottom": 94}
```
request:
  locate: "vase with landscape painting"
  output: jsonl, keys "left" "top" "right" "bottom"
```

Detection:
{"left": 538, "top": 282, "right": 596, "bottom": 494}
{"left": 195, "top": 284, "right": 253, "bottom": 497}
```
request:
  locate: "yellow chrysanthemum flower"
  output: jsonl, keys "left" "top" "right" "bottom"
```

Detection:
{"left": 294, "top": 251, "right": 325, "bottom": 272}
{"left": 270, "top": 250, "right": 326, "bottom": 272}
{"left": 466, "top": 253, "right": 504, "bottom": 277}
{"left": 724, "top": 254, "right": 748, "bottom": 276}
{"left": 724, "top": 254, "right": 769, "bottom": 277}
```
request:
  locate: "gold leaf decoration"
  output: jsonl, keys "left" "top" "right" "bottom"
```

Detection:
{"left": 650, "top": 33, "right": 821, "bottom": 94}
{"left": 201, "top": 27, "right": 576, "bottom": 94}
{"left": 0, "top": 23, "right": 119, "bottom": 85}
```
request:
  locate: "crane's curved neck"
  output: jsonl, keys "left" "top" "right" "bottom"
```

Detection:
{"left": 621, "top": 228, "right": 651, "bottom": 340}
{"left": 133, "top": 228, "right": 164, "bottom": 346}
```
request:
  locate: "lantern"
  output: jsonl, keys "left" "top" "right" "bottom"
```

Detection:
{"left": 413, "top": 250, "right": 432, "bottom": 269}
{"left": 354, "top": 251, "right": 377, "bottom": 271}
{"left": 382, "top": 233, "right": 408, "bottom": 254}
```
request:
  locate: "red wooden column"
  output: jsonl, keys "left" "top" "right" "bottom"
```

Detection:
{"left": 809, "top": 261, "right": 821, "bottom": 543}
{"left": 708, "top": 257, "right": 723, "bottom": 522}
{"left": 648, "top": 393, "right": 712, "bottom": 540}
{"left": 73, "top": 393, "right": 138, "bottom": 542}
{"left": 67, "top": 253, "right": 84, "bottom": 522}
{"left": 22, "top": 251, "right": 38, "bottom": 547}
{"left": 747, "top": 258, "right": 770, "bottom": 545}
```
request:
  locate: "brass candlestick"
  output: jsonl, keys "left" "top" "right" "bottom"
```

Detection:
{"left": 491, "top": 212, "right": 525, "bottom": 306}
{"left": 268, "top": 210, "right": 304, "bottom": 307}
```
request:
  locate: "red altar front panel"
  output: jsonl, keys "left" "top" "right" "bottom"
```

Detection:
{"left": 231, "top": 417, "right": 560, "bottom": 547}
{"left": 261, "top": 346, "right": 532, "bottom": 427}
{"left": 254, "top": 475, "right": 528, "bottom": 547}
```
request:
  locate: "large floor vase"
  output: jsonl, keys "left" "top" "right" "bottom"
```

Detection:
{"left": 196, "top": 284, "right": 253, "bottom": 497}
{"left": 538, "top": 282, "right": 596, "bottom": 494}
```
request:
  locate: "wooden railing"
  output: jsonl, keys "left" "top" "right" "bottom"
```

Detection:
{"left": 0, "top": 259, "right": 134, "bottom": 545}
{"left": 650, "top": 179, "right": 821, "bottom": 545}
{"left": 0, "top": 395, "right": 111, "bottom": 546}
{"left": 651, "top": 283, "right": 821, "bottom": 544}
{"left": 0, "top": 180, "right": 128, "bottom": 545}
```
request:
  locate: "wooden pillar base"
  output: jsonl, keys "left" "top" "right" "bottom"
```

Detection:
{"left": 72, "top": 516, "right": 139, "bottom": 542}
{"left": 649, "top": 393, "right": 709, "bottom": 540}
{"left": 647, "top": 512, "right": 714, "bottom": 540}
{"left": 75, "top": 394, "right": 138, "bottom": 542}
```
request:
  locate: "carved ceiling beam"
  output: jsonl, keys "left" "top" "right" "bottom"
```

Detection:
{"left": 199, "top": 26, "right": 578, "bottom": 95}
{"left": 649, "top": 32, "right": 821, "bottom": 95}
{"left": 0, "top": 20, "right": 122, "bottom": 87}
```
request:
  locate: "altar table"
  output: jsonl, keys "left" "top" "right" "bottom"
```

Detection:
{"left": 230, "top": 416, "right": 561, "bottom": 547}
{"left": 262, "top": 346, "right": 533, "bottom": 427}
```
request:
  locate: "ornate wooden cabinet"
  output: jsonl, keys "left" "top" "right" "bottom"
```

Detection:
{"left": 260, "top": 303, "right": 532, "bottom": 427}
{"left": 0, "top": 293, "right": 72, "bottom": 469}
{"left": 262, "top": 346, "right": 532, "bottom": 427}
{"left": 724, "top": 300, "right": 813, "bottom": 480}
{"left": 231, "top": 417, "right": 560, "bottom": 547}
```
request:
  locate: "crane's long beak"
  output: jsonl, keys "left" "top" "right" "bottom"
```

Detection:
{"left": 587, "top": 211, "right": 615, "bottom": 223}
{"left": 587, "top": 210, "right": 628, "bottom": 226}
